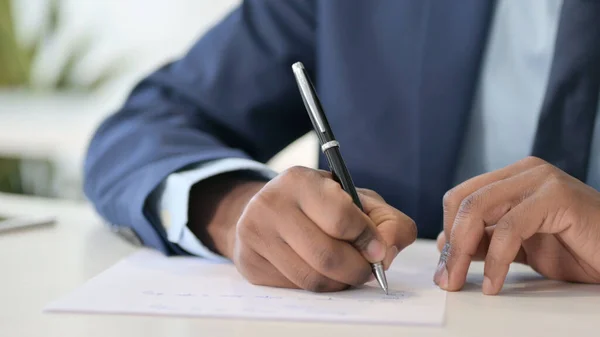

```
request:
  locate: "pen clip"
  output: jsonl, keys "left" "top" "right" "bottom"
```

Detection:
{"left": 292, "top": 62, "right": 334, "bottom": 141}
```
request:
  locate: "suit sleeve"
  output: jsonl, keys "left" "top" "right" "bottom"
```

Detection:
{"left": 83, "top": 0, "right": 316, "bottom": 254}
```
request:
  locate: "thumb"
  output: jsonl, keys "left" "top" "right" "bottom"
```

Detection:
{"left": 358, "top": 190, "right": 417, "bottom": 268}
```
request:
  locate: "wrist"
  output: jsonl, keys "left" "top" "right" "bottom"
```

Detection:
{"left": 188, "top": 172, "right": 266, "bottom": 259}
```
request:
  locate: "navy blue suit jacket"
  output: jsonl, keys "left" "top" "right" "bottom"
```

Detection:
{"left": 84, "top": 0, "right": 496, "bottom": 254}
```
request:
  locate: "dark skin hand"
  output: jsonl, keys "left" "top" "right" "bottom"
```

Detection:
{"left": 434, "top": 156, "right": 600, "bottom": 295}
{"left": 189, "top": 166, "right": 417, "bottom": 292}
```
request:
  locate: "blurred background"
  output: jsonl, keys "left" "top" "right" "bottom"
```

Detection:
{"left": 0, "top": 0, "right": 316, "bottom": 202}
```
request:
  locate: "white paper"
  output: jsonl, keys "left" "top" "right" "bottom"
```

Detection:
{"left": 45, "top": 249, "right": 446, "bottom": 326}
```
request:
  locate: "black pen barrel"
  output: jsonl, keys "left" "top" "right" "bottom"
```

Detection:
{"left": 322, "top": 146, "right": 364, "bottom": 211}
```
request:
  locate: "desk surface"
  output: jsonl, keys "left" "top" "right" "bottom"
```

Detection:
{"left": 1, "top": 193, "right": 599, "bottom": 337}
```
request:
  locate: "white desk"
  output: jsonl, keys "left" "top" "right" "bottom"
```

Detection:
{"left": 1, "top": 193, "right": 599, "bottom": 337}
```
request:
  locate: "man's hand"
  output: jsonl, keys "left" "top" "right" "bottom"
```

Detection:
{"left": 435, "top": 156, "right": 600, "bottom": 295}
{"left": 190, "top": 166, "right": 417, "bottom": 292}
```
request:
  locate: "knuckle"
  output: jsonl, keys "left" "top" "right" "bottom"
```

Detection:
{"left": 493, "top": 218, "right": 515, "bottom": 243}
{"left": 442, "top": 187, "right": 462, "bottom": 212}
{"left": 538, "top": 163, "right": 559, "bottom": 178}
{"left": 549, "top": 171, "right": 565, "bottom": 185}
{"left": 244, "top": 186, "right": 288, "bottom": 226}
{"left": 458, "top": 192, "right": 483, "bottom": 216}
{"left": 236, "top": 216, "right": 258, "bottom": 241}
{"left": 358, "top": 188, "right": 383, "bottom": 200}
{"left": 553, "top": 178, "right": 571, "bottom": 196}
{"left": 236, "top": 203, "right": 271, "bottom": 245}
{"left": 280, "top": 166, "right": 315, "bottom": 184}
{"left": 542, "top": 167, "right": 572, "bottom": 195}
{"left": 249, "top": 188, "right": 278, "bottom": 213}
{"left": 359, "top": 188, "right": 377, "bottom": 195}
{"left": 522, "top": 156, "right": 547, "bottom": 166}
{"left": 495, "top": 217, "right": 513, "bottom": 234}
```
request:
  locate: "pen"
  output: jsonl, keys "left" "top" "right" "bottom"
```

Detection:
{"left": 291, "top": 61, "right": 389, "bottom": 295}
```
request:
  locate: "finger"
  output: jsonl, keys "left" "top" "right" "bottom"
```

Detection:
{"left": 382, "top": 245, "right": 399, "bottom": 270}
{"left": 278, "top": 207, "right": 372, "bottom": 286}
{"left": 438, "top": 166, "right": 547, "bottom": 291}
{"left": 436, "top": 231, "right": 445, "bottom": 252}
{"left": 483, "top": 196, "right": 545, "bottom": 295}
{"left": 519, "top": 233, "right": 599, "bottom": 283}
{"left": 357, "top": 188, "right": 386, "bottom": 202}
{"left": 263, "top": 239, "right": 348, "bottom": 292}
{"left": 436, "top": 228, "right": 527, "bottom": 263}
{"left": 436, "top": 229, "right": 489, "bottom": 260}
{"left": 235, "top": 246, "right": 299, "bottom": 289}
{"left": 442, "top": 156, "right": 547, "bottom": 246}
{"left": 360, "top": 192, "right": 417, "bottom": 250}
{"left": 359, "top": 192, "right": 417, "bottom": 268}
{"left": 299, "top": 176, "right": 387, "bottom": 263}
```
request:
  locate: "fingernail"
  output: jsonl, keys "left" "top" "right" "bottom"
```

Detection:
{"left": 368, "top": 274, "right": 375, "bottom": 282}
{"left": 433, "top": 261, "right": 448, "bottom": 289}
{"left": 482, "top": 276, "right": 494, "bottom": 295}
{"left": 366, "top": 239, "right": 386, "bottom": 261}
{"left": 392, "top": 245, "right": 400, "bottom": 260}
{"left": 434, "top": 243, "right": 450, "bottom": 289}
{"left": 439, "top": 266, "right": 448, "bottom": 289}
{"left": 384, "top": 246, "right": 400, "bottom": 270}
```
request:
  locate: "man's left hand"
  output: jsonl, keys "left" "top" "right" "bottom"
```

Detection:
{"left": 435, "top": 156, "right": 600, "bottom": 295}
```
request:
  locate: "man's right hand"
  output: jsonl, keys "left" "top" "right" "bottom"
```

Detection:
{"left": 190, "top": 166, "right": 417, "bottom": 292}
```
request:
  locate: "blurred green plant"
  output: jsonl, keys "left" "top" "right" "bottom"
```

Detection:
{"left": 0, "top": 0, "right": 124, "bottom": 90}
{"left": 0, "top": 157, "right": 22, "bottom": 194}
{"left": 0, "top": 0, "right": 124, "bottom": 195}
{"left": 0, "top": 0, "right": 27, "bottom": 86}
{"left": 0, "top": 0, "right": 27, "bottom": 194}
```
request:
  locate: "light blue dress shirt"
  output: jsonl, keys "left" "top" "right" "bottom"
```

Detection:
{"left": 153, "top": 0, "right": 600, "bottom": 259}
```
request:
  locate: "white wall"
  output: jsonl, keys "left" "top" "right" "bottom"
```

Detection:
{"left": 4, "top": 0, "right": 316, "bottom": 199}
{"left": 12, "top": 0, "right": 241, "bottom": 95}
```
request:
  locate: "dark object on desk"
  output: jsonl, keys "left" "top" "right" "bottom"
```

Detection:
{"left": 0, "top": 214, "right": 55, "bottom": 233}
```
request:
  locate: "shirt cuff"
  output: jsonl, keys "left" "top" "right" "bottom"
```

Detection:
{"left": 153, "top": 158, "right": 277, "bottom": 261}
